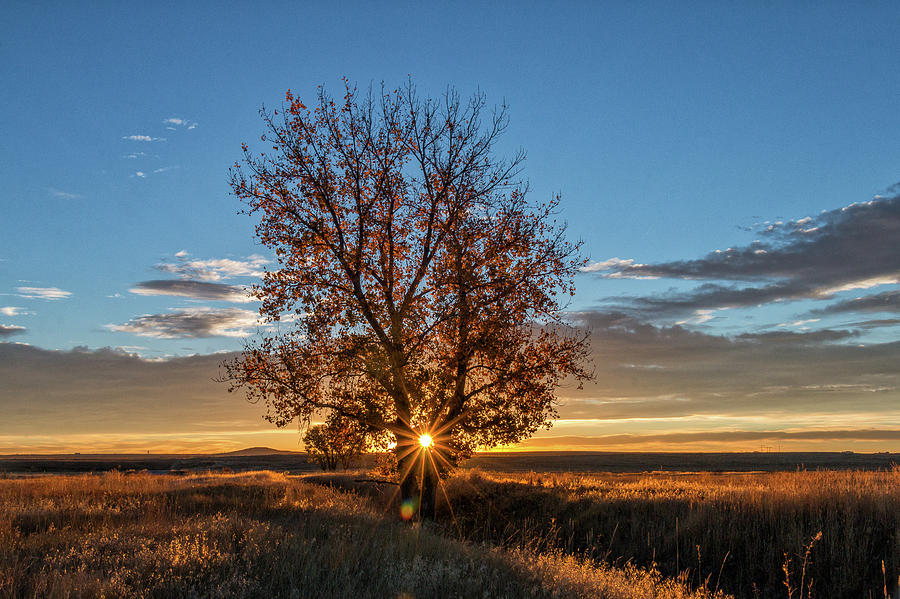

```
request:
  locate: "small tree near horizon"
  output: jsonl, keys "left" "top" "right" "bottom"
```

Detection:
{"left": 224, "top": 80, "right": 590, "bottom": 519}
{"left": 302, "top": 414, "right": 369, "bottom": 471}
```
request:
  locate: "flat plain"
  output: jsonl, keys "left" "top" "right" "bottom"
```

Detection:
{"left": 1, "top": 452, "right": 898, "bottom": 598}
{"left": 3, "top": 450, "right": 898, "bottom": 475}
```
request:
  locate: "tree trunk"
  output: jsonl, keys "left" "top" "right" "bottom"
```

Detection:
{"left": 396, "top": 443, "right": 419, "bottom": 521}
{"left": 394, "top": 439, "right": 447, "bottom": 521}
{"left": 420, "top": 464, "right": 437, "bottom": 520}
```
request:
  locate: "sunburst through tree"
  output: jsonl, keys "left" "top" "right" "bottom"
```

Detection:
{"left": 224, "top": 79, "right": 591, "bottom": 520}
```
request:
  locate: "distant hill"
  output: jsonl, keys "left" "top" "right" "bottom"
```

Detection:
{"left": 214, "top": 447, "right": 303, "bottom": 457}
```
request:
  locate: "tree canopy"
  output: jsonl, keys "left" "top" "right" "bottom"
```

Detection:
{"left": 225, "top": 80, "right": 590, "bottom": 518}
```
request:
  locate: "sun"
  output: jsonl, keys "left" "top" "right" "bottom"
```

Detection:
{"left": 418, "top": 433, "right": 433, "bottom": 448}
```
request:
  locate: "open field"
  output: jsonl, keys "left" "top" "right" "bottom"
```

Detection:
{"left": 433, "top": 469, "right": 900, "bottom": 599}
{"left": 1, "top": 454, "right": 898, "bottom": 598}
{"left": 0, "top": 471, "right": 722, "bottom": 599}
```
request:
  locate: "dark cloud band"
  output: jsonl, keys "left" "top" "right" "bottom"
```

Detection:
{"left": 0, "top": 344, "right": 249, "bottom": 437}
{"left": 813, "top": 290, "right": 900, "bottom": 315}
{"left": 0, "top": 325, "right": 26, "bottom": 338}
{"left": 108, "top": 307, "right": 261, "bottom": 338}
{"left": 591, "top": 196, "right": 900, "bottom": 317}
{"left": 560, "top": 310, "right": 900, "bottom": 420}
{"left": 130, "top": 280, "right": 252, "bottom": 302}
{"left": 522, "top": 429, "right": 900, "bottom": 448}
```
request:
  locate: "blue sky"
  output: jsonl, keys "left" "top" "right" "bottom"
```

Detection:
{"left": 2, "top": 2, "right": 899, "bottom": 453}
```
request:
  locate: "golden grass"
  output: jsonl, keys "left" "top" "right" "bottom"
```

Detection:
{"left": 438, "top": 468, "right": 900, "bottom": 598}
{"left": 0, "top": 471, "right": 725, "bottom": 599}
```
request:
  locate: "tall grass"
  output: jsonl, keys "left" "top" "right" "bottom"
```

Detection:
{"left": 436, "top": 468, "right": 900, "bottom": 598}
{"left": 0, "top": 472, "right": 724, "bottom": 599}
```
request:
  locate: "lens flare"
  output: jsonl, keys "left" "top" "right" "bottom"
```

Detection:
{"left": 400, "top": 499, "right": 416, "bottom": 520}
{"left": 418, "top": 433, "right": 433, "bottom": 448}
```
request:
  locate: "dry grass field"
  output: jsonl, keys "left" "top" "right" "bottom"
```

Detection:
{"left": 433, "top": 469, "right": 900, "bottom": 599}
{"left": 1, "top": 464, "right": 898, "bottom": 598}
{"left": 0, "top": 471, "right": 724, "bottom": 599}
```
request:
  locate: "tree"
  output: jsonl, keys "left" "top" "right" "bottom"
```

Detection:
{"left": 225, "top": 80, "right": 590, "bottom": 519}
{"left": 302, "top": 414, "right": 369, "bottom": 470}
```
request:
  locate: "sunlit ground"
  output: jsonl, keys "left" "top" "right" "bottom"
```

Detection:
{"left": 2, "top": 447, "right": 899, "bottom": 598}
{"left": 0, "top": 471, "right": 727, "bottom": 599}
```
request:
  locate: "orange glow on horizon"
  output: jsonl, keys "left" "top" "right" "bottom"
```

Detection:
{"left": 1, "top": 430, "right": 898, "bottom": 455}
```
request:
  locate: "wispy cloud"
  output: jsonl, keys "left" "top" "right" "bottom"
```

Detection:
{"left": 813, "top": 289, "right": 900, "bottom": 315}
{"left": 163, "top": 117, "right": 198, "bottom": 130}
{"left": 132, "top": 166, "right": 177, "bottom": 178}
{"left": 1, "top": 307, "right": 25, "bottom": 316}
{"left": 122, "top": 135, "right": 165, "bottom": 142}
{"left": 155, "top": 251, "right": 269, "bottom": 281}
{"left": 581, "top": 257, "right": 639, "bottom": 273}
{"left": 777, "top": 318, "right": 820, "bottom": 328}
{"left": 129, "top": 280, "right": 253, "bottom": 303}
{"left": 108, "top": 307, "right": 263, "bottom": 338}
{"left": 47, "top": 188, "right": 84, "bottom": 200}
{"left": 119, "top": 252, "right": 265, "bottom": 307}
{"left": 15, "top": 287, "right": 71, "bottom": 300}
{"left": 675, "top": 309, "right": 716, "bottom": 325}
{"left": 853, "top": 318, "right": 900, "bottom": 329}
{"left": 735, "top": 328, "right": 859, "bottom": 345}
{"left": 0, "top": 325, "right": 26, "bottom": 338}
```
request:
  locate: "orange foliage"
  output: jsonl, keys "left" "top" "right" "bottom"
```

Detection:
{"left": 225, "top": 80, "right": 590, "bottom": 489}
